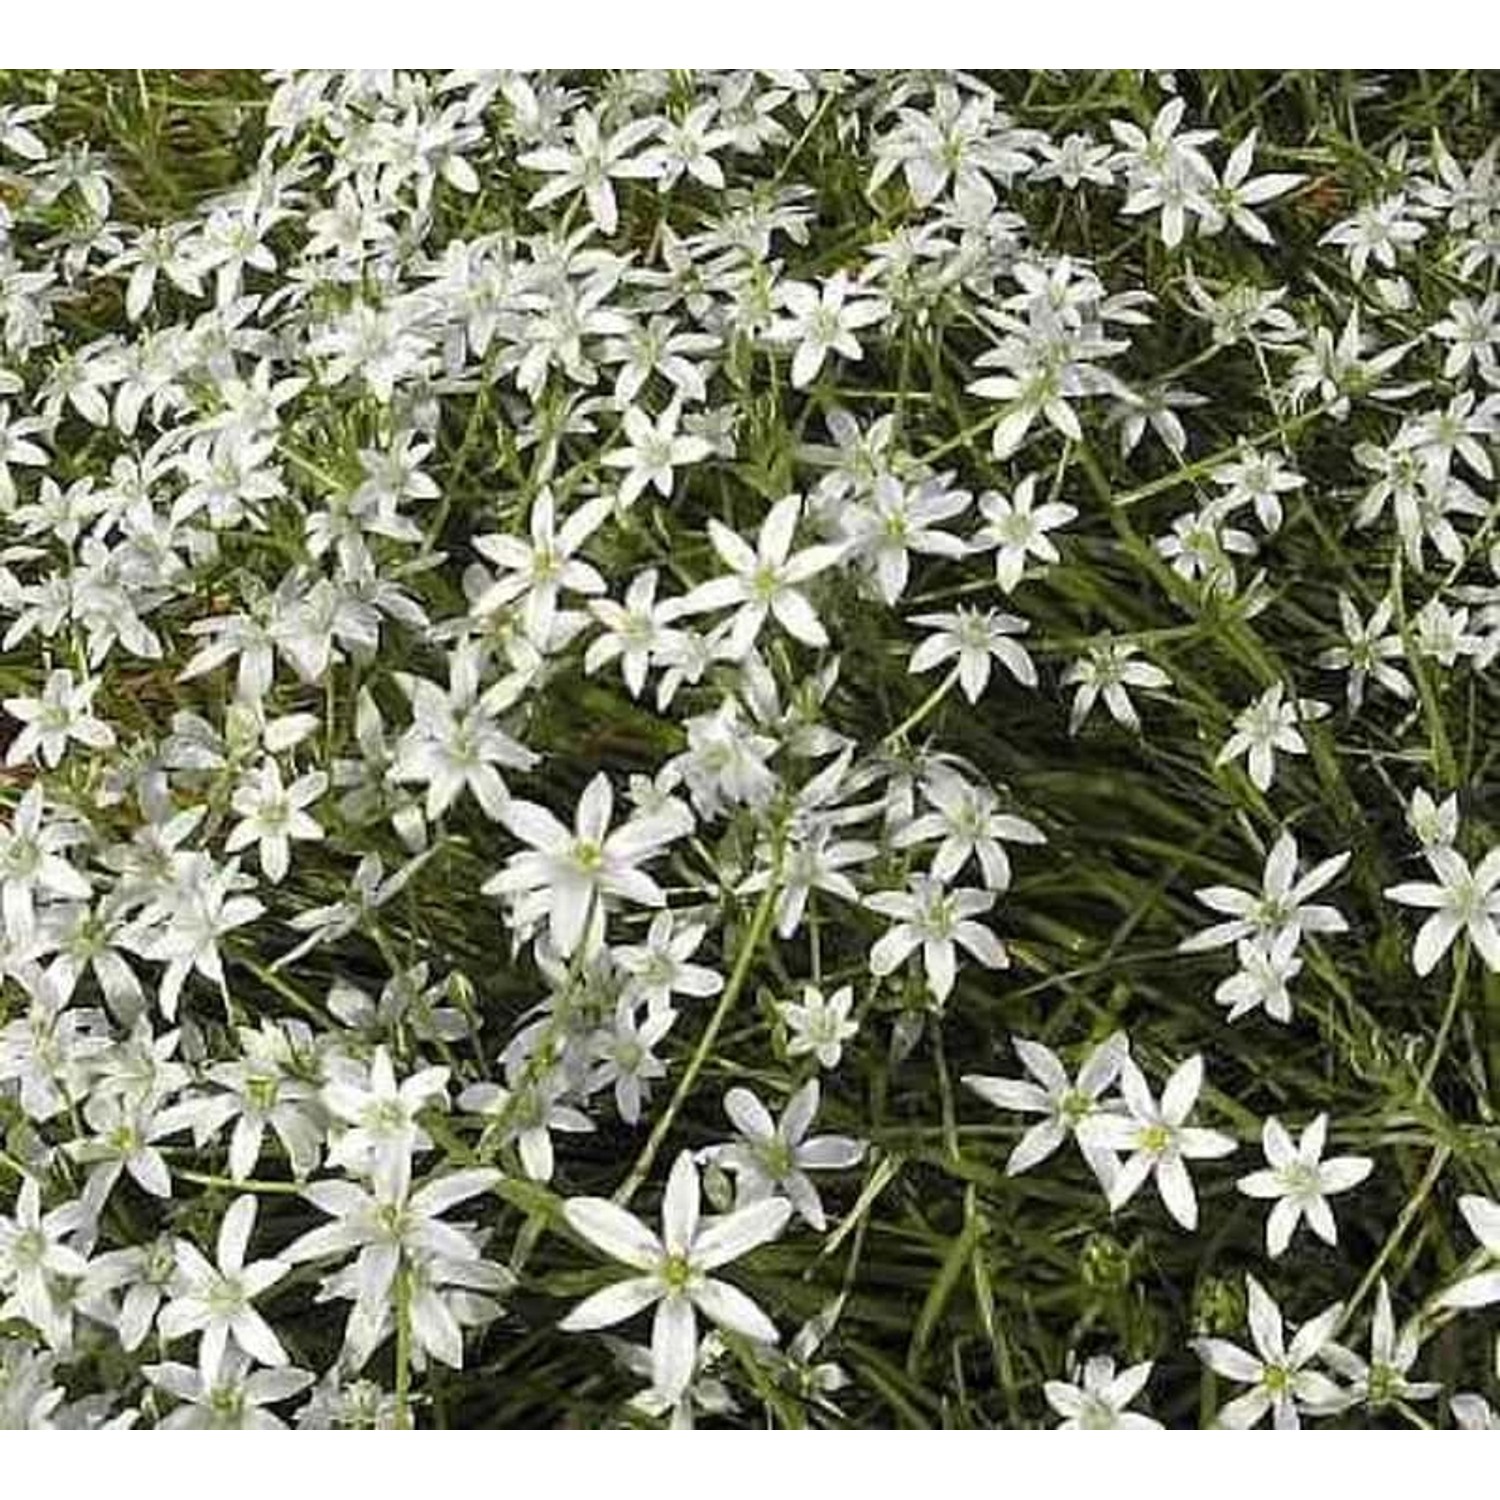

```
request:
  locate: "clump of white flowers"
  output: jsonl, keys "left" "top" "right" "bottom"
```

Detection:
{"left": 0, "top": 66, "right": 1496, "bottom": 1430}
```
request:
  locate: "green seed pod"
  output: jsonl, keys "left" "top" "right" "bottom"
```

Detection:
{"left": 1193, "top": 1273, "right": 1246, "bottom": 1338}
{"left": 1080, "top": 1232, "right": 1133, "bottom": 1294}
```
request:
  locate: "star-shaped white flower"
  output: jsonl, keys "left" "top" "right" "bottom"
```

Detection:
{"left": 708, "top": 1080, "right": 865, "bottom": 1231}
{"left": 4, "top": 668, "right": 116, "bottom": 768}
{"left": 1236, "top": 1114, "right": 1372, "bottom": 1257}
{"left": 1044, "top": 1355, "right": 1161, "bottom": 1429}
{"left": 907, "top": 607, "right": 1037, "bottom": 702}
{"left": 1060, "top": 639, "right": 1170, "bottom": 734}
{"left": 158, "top": 1195, "right": 290, "bottom": 1383}
{"left": 473, "top": 488, "right": 611, "bottom": 643}
{"left": 779, "top": 983, "right": 859, "bottom": 1070}
{"left": 1385, "top": 846, "right": 1500, "bottom": 975}
{"left": 559, "top": 1150, "right": 792, "bottom": 1402}
{"left": 1083, "top": 1054, "right": 1236, "bottom": 1231}
{"left": 225, "top": 760, "right": 327, "bottom": 884}
{"left": 769, "top": 273, "right": 889, "bottom": 390}
{"left": 678, "top": 493, "right": 845, "bottom": 657}
{"left": 972, "top": 474, "right": 1077, "bottom": 593}
{"left": 601, "top": 402, "right": 712, "bottom": 507}
{"left": 1215, "top": 683, "right": 1328, "bottom": 792}
{"left": 1179, "top": 830, "right": 1349, "bottom": 954}
{"left": 1193, "top": 1276, "right": 1346, "bottom": 1430}
{"left": 866, "top": 875, "right": 1009, "bottom": 1003}
{"left": 963, "top": 1031, "right": 1128, "bottom": 1185}
{"left": 483, "top": 771, "right": 689, "bottom": 955}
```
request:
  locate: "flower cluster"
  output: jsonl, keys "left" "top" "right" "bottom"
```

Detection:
{"left": 0, "top": 68, "right": 1497, "bottom": 1430}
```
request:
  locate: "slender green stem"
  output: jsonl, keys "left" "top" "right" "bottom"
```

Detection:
{"left": 614, "top": 878, "right": 781, "bottom": 1207}
{"left": 394, "top": 1258, "right": 414, "bottom": 1430}
{"left": 885, "top": 665, "right": 961, "bottom": 748}
{"left": 1417, "top": 939, "right": 1470, "bottom": 1103}
{"left": 1339, "top": 1143, "right": 1451, "bottom": 1333}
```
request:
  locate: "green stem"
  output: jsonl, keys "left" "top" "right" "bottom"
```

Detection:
{"left": 1417, "top": 938, "right": 1470, "bottom": 1103}
{"left": 614, "top": 878, "right": 781, "bottom": 1207}
{"left": 1339, "top": 1142, "right": 1450, "bottom": 1334}
{"left": 394, "top": 1257, "right": 414, "bottom": 1430}
{"left": 885, "top": 665, "right": 961, "bottom": 748}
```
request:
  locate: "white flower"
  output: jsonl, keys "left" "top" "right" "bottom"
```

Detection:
{"left": 158, "top": 1195, "right": 290, "bottom": 1383}
{"left": 225, "top": 760, "right": 327, "bottom": 884}
{"left": 1216, "top": 683, "right": 1328, "bottom": 792}
{"left": 1179, "top": 830, "right": 1350, "bottom": 954}
{"left": 586, "top": 569, "right": 688, "bottom": 699}
{"left": 1436, "top": 1196, "right": 1500, "bottom": 1310}
{"left": 559, "top": 1150, "right": 792, "bottom": 1402}
{"left": 1213, "top": 930, "right": 1303, "bottom": 1023}
{"left": 1406, "top": 787, "right": 1460, "bottom": 853}
{"left": 892, "top": 774, "right": 1045, "bottom": 892}
{"left": 1321, "top": 194, "right": 1427, "bottom": 280}
{"left": 769, "top": 273, "right": 889, "bottom": 390}
{"left": 1193, "top": 1276, "right": 1346, "bottom": 1430}
{"left": 392, "top": 642, "right": 538, "bottom": 822}
{"left": 0, "top": 783, "right": 91, "bottom": 940}
{"left": 1235, "top": 1114, "right": 1372, "bottom": 1257}
{"left": 1210, "top": 443, "right": 1304, "bottom": 533}
{"left": 1111, "top": 97, "right": 1218, "bottom": 248}
{"left": 601, "top": 402, "right": 712, "bottom": 507}
{"left": 1385, "top": 846, "right": 1500, "bottom": 975}
{"left": 709, "top": 1081, "right": 865, "bottom": 1231}
{"left": 1155, "top": 506, "right": 1257, "bottom": 594}
{"left": 146, "top": 1349, "right": 313, "bottom": 1430}
{"left": 279, "top": 1165, "right": 502, "bottom": 1370}
{"left": 972, "top": 475, "right": 1077, "bottom": 593}
{"left": 1060, "top": 638, "right": 1171, "bottom": 735}
{"left": 907, "top": 607, "right": 1037, "bottom": 701}
{"left": 638, "top": 103, "right": 733, "bottom": 191}
{"left": 779, "top": 984, "right": 859, "bottom": 1070}
{"left": 1324, "top": 1281, "right": 1441, "bottom": 1409}
{"left": 0, "top": 1176, "right": 90, "bottom": 1349}
{"left": 1197, "top": 129, "right": 1305, "bottom": 245}
{"left": 322, "top": 1046, "right": 449, "bottom": 1193}
{"left": 517, "top": 109, "right": 659, "bottom": 236}
{"left": 128, "top": 855, "right": 265, "bottom": 1020}
{"left": 842, "top": 473, "right": 969, "bottom": 604}
{"left": 4, "top": 668, "right": 116, "bottom": 768}
{"left": 962, "top": 1031, "right": 1128, "bottom": 1185}
{"left": 679, "top": 493, "right": 846, "bottom": 656}
{"left": 1044, "top": 1355, "right": 1160, "bottom": 1429}
{"left": 459, "top": 1074, "right": 592, "bottom": 1184}
{"left": 1317, "top": 593, "right": 1411, "bottom": 712}
{"left": 615, "top": 912, "right": 723, "bottom": 1014}
{"left": 740, "top": 819, "right": 875, "bottom": 940}
{"left": 483, "top": 772, "right": 688, "bottom": 956}
{"left": 1084, "top": 1054, "right": 1236, "bottom": 1231}
{"left": 473, "top": 489, "right": 610, "bottom": 642}
{"left": 588, "top": 996, "right": 676, "bottom": 1126}
{"left": 866, "top": 875, "right": 1009, "bottom": 1004}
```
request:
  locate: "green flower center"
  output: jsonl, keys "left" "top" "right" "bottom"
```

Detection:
{"left": 660, "top": 1253, "right": 695, "bottom": 1292}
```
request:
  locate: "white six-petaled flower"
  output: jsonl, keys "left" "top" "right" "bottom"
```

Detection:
{"left": 559, "top": 1150, "right": 792, "bottom": 1402}
{"left": 1044, "top": 1354, "right": 1161, "bottom": 1429}
{"left": 1193, "top": 1275, "right": 1346, "bottom": 1430}
{"left": 679, "top": 492, "right": 846, "bottom": 657}
{"left": 483, "top": 772, "right": 689, "bottom": 956}
{"left": 1083, "top": 1053, "right": 1236, "bottom": 1231}
{"left": 963, "top": 1031, "right": 1128, "bottom": 1186}
{"left": 1385, "top": 846, "right": 1500, "bottom": 975}
{"left": 1235, "top": 1114, "right": 1372, "bottom": 1257}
